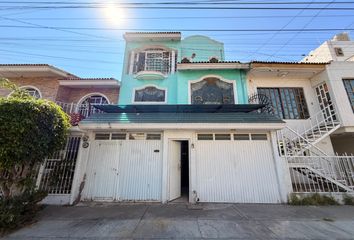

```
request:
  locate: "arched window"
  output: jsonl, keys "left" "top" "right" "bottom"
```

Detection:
{"left": 19, "top": 86, "right": 41, "bottom": 99}
{"left": 132, "top": 48, "right": 174, "bottom": 74}
{"left": 191, "top": 77, "right": 234, "bottom": 104}
{"left": 77, "top": 94, "right": 109, "bottom": 117}
{"left": 134, "top": 86, "right": 166, "bottom": 103}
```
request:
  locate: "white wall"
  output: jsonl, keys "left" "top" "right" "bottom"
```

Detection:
{"left": 325, "top": 62, "right": 354, "bottom": 128}
{"left": 248, "top": 75, "right": 336, "bottom": 155}
{"left": 303, "top": 40, "right": 354, "bottom": 63}
{"left": 248, "top": 77, "right": 320, "bottom": 128}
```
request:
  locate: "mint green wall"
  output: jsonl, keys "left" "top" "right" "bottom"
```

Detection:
{"left": 118, "top": 40, "right": 180, "bottom": 104}
{"left": 118, "top": 35, "right": 247, "bottom": 104}
{"left": 181, "top": 35, "right": 224, "bottom": 61}
{"left": 177, "top": 70, "right": 248, "bottom": 104}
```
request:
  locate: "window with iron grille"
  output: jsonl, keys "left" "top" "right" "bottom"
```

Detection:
{"left": 133, "top": 48, "right": 172, "bottom": 74}
{"left": 257, "top": 88, "right": 309, "bottom": 119}
{"left": 78, "top": 95, "right": 109, "bottom": 118}
{"left": 343, "top": 79, "right": 354, "bottom": 112}
{"left": 19, "top": 86, "right": 41, "bottom": 98}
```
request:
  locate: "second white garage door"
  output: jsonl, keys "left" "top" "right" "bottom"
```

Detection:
{"left": 195, "top": 133, "right": 281, "bottom": 203}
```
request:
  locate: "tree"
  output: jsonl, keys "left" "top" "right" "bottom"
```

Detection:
{"left": 0, "top": 78, "right": 70, "bottom": 198}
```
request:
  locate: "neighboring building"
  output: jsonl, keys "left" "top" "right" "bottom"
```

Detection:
{"left": 0, "top": 64, "right": 120, "bottom": 120}
{"left": 302, "top": 33, "right": 354, "bottom": 155}
{"left": 0, "top": 64, "right": 120, "bottom": 204}
{"left": 2, "top": 33, "right": 354, "bottom": 205}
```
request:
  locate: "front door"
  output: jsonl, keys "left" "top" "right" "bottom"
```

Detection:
{"left": 169, "top": 140, "right": 181, "bottom": 201}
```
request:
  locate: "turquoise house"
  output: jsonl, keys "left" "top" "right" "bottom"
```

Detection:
{"left": 78, "top": 32, "right": 287, "bottom": 205}
{"left": 118, "top": 32, "right": 249, "bottom": 105}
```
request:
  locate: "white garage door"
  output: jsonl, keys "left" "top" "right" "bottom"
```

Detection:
{"left": 84, "top": 133, "right": 163, "bottom": 201}
{"left": 195, "top": 133, "right": 281, "bottom": 203}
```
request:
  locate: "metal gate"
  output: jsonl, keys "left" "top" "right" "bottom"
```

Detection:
{"left": 83, "top": 132, "right": 163, "bottom": 201}
{"left": 37, "top": 136, "right": 81, "bottom": 194}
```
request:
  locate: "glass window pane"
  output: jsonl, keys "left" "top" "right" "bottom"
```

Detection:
{"left": 146, "top": 134, "right": 161, "bottom": 140}
{"left": 257, "top": 87, "right": 309, "bottom": 120}
{"left": 111, "top": 133, "right": 126, "bottom": 140}
{"left": 197, "top": 134, "right": 213, "bottom": 140}
{"left": 215, "top": 134, "right": 231, "bottom": 140}
{"left": 95, "top": 133, "right": 110, "bottom": 140}
{"left": 234, "top": 134, "right": 250, "bottom": 140}
{"left": 343, "top": 79, "right": 354, "bottom": 112}
{"left": 251, "top": 134, "right": 268, "bottom": 140}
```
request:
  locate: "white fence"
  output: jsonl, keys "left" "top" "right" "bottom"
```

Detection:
{"left": 287, "top": 155, "right": 354, "bottom": 193}
{"left": 37, "top": 136, "right": 81, "bottom": 194}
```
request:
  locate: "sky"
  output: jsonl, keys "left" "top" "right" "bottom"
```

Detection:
{"left": 0, "top": 0, "right": 354, "bottom": 79}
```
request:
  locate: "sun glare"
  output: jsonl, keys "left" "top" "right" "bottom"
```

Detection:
{"left": 103, "top": 3, "right": 125, "bottom": 26}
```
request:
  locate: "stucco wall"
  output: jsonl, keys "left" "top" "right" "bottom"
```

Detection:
{"left": 248, "top": 77, "right": 320, "bottom": 129}
{"left": 119, "top": 35, "right": 229, "bottom": 104}
{"left": 180, "top": 35, "right": 224, "bottom": 62}
{"left": 325, "top": 62, "right": 354, "bottom": 128}
{"left": 247, "top": 75, "right": 336, "bottom": 155}
{"left": 331, "top": 135, "right": 354, "bottom": 155}
{"left": 177, "top": 69, "right": 248, "bottom": 104}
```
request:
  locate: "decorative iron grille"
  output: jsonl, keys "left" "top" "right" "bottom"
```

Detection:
{"left": 248, "top": 93, "right": 274, "bottom": 114}
{"left": 38, "top": 136, "right": 81, "bottom": 194}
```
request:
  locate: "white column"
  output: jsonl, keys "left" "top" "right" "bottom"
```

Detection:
{"left": 129, "top": 50, "right": 135, "bottom": 75}
{"left": 270, "top": 131, "right": 292, "bottom": 203}
{"left": 171, "top": 50, "right": 176, "bottom": 73}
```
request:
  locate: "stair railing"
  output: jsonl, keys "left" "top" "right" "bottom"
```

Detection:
{"left": 277, "top": 103, "right": 340, "bottom": 156}
{"left": 288, "top": 155, "right": 354, "bottom": 193}
{"left": 277, "top": 126, "right": 329, "bottom": 156}
{"left": 290, "top": 103, "right": 338, "bottom": 143}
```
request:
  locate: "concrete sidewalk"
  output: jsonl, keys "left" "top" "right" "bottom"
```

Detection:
{"left": 4, "top": 202, "right": 354, "bottom": 239}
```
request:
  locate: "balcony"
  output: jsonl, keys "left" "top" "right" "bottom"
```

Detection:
{"left": 134, "top": 70, "right": 166, "bottom": 80}
{"left": 55, "top": 101, "right": 106, "bottom": 126}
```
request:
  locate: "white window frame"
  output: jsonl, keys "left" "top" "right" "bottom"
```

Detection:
{"left": 16, "top": 85, "right": 42, "bottom": 98}
{"left": 76, "top": 93, "right": 110, "bottom": 117}
{"left": 188, "top": 75, "right": 237, "bottom": 104}
{"left": 129, "top": 46, "right": 176, "bottom": 75}
{"left": 132, "top": 85, "right": 167, "bottom": 104}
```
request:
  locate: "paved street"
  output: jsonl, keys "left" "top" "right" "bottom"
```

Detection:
{"left": 4, "top": 202, "right": 354, "bottom": 239}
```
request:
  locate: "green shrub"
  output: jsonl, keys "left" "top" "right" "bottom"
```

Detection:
{"left": 289, "top": 193, "right": 338, "bottom": 205}
{"left": 0, "top": 79, "right": 70, "bottom": 199}
{"left": 0, "top": 189, "right": 47, "bottom": 235}
{"left": 343, "top": 194, "right": 354, "bottom": 205}
{"left": 0, "top": 79, "right": 70, "bottom": 235}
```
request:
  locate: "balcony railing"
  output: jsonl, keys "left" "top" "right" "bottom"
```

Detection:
{"left": 55, "top": 101, "right": 106, "bottom": 125}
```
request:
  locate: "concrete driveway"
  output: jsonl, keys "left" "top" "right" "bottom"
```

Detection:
{"left": 4, "top": 202, "right": 354, "bottom": 239}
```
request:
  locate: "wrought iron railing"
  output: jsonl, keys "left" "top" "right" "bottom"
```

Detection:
{"left": 287, "top": 155, "right": 354, "bottom": 193}
{"left": 37, "top": 136, "right": 81, "bottom": 195}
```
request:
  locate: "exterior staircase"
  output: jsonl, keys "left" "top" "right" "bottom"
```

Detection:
{"left": 278, "top": 103, "right": 340, "bottom": 157}
{"left": 277, "top": 103, "right": 354, "bottom": 193}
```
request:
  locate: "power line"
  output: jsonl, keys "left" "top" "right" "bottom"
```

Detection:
{"left": 266, "top": 0, "right": 336, "bottom": 60}
{"left": 13, "top": 14, "right": 354, "bottom": 20}
{"left": 0, "top": 25, "right": 353, "bottom": 32}
{"left": 0, "top": 16, "right": 117, "bottom": 40}
{"left": 1, "top": 5, "right": 354, "bottom": 10}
